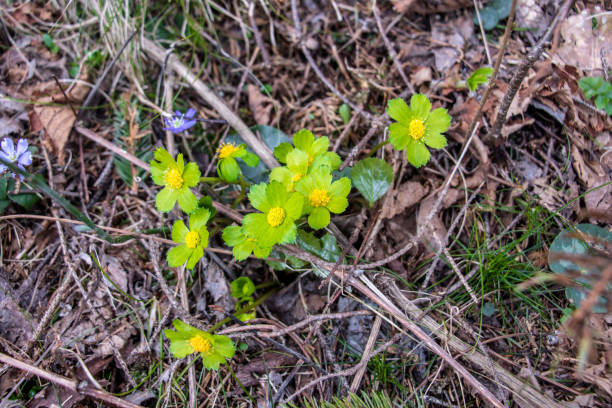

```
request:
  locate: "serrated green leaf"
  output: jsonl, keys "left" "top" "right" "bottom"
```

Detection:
{"left": 351, "top": 158, "right": 393, "bottom": 206}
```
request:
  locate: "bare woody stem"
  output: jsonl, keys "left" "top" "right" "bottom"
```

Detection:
{"left": 0, "top": 352, "right": 143, "bottom": 408}
{"left": 485, "top": 0, "right": 573, "bottom": 142}
{"left": 142, "top": 37, "right": 279, "bottom": 169}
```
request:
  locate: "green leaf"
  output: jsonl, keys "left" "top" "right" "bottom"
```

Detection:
{"left": 0, "top": 177, "right": 8, "bottom": 200}
{"left": 481, "top": 301, "right": 496, "bottom": 317}
{"left": 338, "top": 103, "right": 351, "bottom": 124}
{"left": 198, "top": 196, "right": 217, "bottom": 218}
{"left": 167, "top": 244, "right": 191, "bottom": 267}
{"left": 8, "top": 192, "right": 40, "bottom": 209}
{"left": 242, "top": 152, "right": 260, "bottom": 167}
{"left": 405, "top": 141, "right": 430, "bottom": 168}
{"left": 42, "top": 33, "right": 59, "bottom": 54}
{"left": 466, "top": 67, "right": 493, "bottom": 91}
{"left": 308, "top": 207, "right": 330, "bottom": 230}
{"left": 156, "top": 187, "right": 177, "bottom": 212}
{"left": 473, "top": 0, "right": 512, "bottom": 30}
{"left": 0, "top": 200, "right": 9, "bottom": 214}
{"left": 351, "top": 158, "right": 393, "bottom": 206}
{"left": 548, "top": 223, "right": 612, "bottom": 313}
{"left": 274, "top": 143, "right": 293, "bottom": 163}
{"left": 218, "top": 157, "right": 240, "bottom": 182}
{"left": 231, "top": 277, "right": 255, "bottom": 299}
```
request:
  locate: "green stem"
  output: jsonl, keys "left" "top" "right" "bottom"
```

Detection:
{"left": 208, "top": 287, "right": 278, "bottom": 333}
{"left": 200, "top": 176, "right": 223, "bottom": 184}
{"left": 232, "top": 174, "right": 249, "bottom": 209}
{"left": 226, "top": 364, "right": 255, "bottom": 403}
{"left": 366, "top": 140, "right": 389, "bottom": 157}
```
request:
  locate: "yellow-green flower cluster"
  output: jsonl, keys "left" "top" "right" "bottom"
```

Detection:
{"left": 150, "top": 147, "right": 211, "bottom": 270}
{"left": 223, "top": 130, "right": 351, "bottom": 260}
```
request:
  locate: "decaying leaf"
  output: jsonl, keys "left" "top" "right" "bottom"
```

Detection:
{"left": 553, "top": 7, "right": 612, "bottom": 72}
{"left": 571, "top": 145, "right": 612, "bottom": 214}
{"left": 248, "top": 84, "right": 273, "bottom": 126}
{"left": 29, "top": 79, "right": 88, "bottom": 164}
{"left": 381, "top": 181, "right": 428, "bottom": 219}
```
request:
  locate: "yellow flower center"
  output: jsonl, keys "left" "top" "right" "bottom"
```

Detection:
{"left": 189, "top": 335, "right": 212, "bottom": 354}
{"left": 267, "top": 207, "right": 286, "bottom": 227}
{"left": 307, "top": 154, "right": 314, "bottom": 165}
{"left": 166, "top": 168, "right": 184, "bottom": 189}
{"left": 184, "top": 231, "right": 200, "bottom": 249}
{"left": 309, "top": 189, "right": 330, "bottom": 208}
{"left": 217, "top": 143, "right": 240, "bottom": 159}
{"left": 408, "top": 119, "right": 425, "bottom": 140}
{"left": 291, "top": 173, "right": 304, "bottom": 183}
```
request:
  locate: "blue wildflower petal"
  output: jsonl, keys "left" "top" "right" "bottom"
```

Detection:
{"left": 15, "top": 139, "right": 28, "bottom": 156}
{"left": 1, "top": 138, "right": 15, "bottom": 157}
{"left": 185, "top": 108, "right": 196, "bottom": 118}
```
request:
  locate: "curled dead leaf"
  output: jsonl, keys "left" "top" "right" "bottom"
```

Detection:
{"left": 29, "top": 79, "right": 88, "bottom": 164}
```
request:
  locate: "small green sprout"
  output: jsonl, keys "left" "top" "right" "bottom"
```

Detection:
{"left": 167, "top": 208, "right": 211, "bottom": 269}
{"left": 235, "top": 297, "right": 256, "bottom": 322}
{"left": 295, "top": 169, "right": 350, "bottom": 230}
{"left": 242, "top": 181, "right": 303, "bottom": 247}
{"left": 387, "top": 94, "right": 450, "bottom": 168}
{"left": 150, "top": 148, "right": 200, "bottom": 213}
{"left": 216, "top": 142, "right": 259, "bottom": 182}
{"left": 466, "top": 67, "right": 493, "bottom": 92}
{"left": 164, "top": 319, "right": 235, "bottom": 370}
{"left": 578, "top": 76, "right": 612, "bottom": 115}
{"left": 222, "top": 225, "right": 273, "bottom": 260}
{"left": 231, "top": 277, "right": 255, "bottom": 299}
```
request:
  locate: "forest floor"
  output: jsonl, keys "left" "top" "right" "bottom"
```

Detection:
{"left": 0, "top": 0, "right": 611, "bottom": 407}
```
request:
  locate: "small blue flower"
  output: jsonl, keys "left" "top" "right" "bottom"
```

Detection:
{"left": 0, "top": 138, "right": 32, "bottom": 179}
{"left": 163, "top": 108, "right": 197, "bottom": 133}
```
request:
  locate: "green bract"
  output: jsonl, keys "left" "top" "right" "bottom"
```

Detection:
{"left": 387, "top": 94, "right": 450, "bottom": 168}
{"left": 242, "top": 181, "right": 303, "bottom": 247}
{"left": 164, "top": 319, "right": 235, "bottom": 370}
{"left": 216, "top": 142, "right": 259, "bottom": 182}
{"left": 150, "top": 148, "right": 201, "bottom": 213}
{"left": 231, "top": 276, "right": 255, "bottom": 299}
{"left": 295, "top": 169, "right": 351, "bottom": 230}
{"left": 274, "top": 129, "right": 340, "bottom": 170}
{"left": 167, "top": 208, "right": 211, "bottom": 269}
{"left": 222, "top": 225, "right": 273, "bottom": 260}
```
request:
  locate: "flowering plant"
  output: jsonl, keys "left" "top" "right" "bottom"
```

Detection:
{"left": 387, "top": 94, "right": 450, "bottom": 168}
{"left": 150, "top": 148, "right": 201, "bottom": 213}
{"left": 0, "top": 138, "right": 32, "bottom": 179}
{"left": 216, "top": 142, "right": 259, "bottom": 182}
{"left": 167, "top": 208, "right": 211, "bottom": 269}
{"left": 222, "top": 225, "right": 273, "bottom": 260}
{"left": 163, "top": 108, "right": 197, "bottom": 133}
{"left": 242, "top": 181, "right": 303, "bottom": 247}
{"left": 164, "top": 320, "right": 235, "bottom": 370}
{"left": 295, "top": 169, "right": 350, "bottom": 230}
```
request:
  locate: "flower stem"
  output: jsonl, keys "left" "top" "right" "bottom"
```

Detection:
{"left": 232, "top": 175, "right": 248, "bottom": 209}
{"left": 208, "top": 287, "right": 278, "bottom": 333}
{"left": 366, "top": 140, "right": 389, "bottom": 157}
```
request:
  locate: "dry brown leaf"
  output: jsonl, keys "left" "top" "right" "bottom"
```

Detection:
{"left": 29, "top": 80, "right": 88, "bottom": 164}
{"left": 571, "top": 145, "right": 612, "bottom": 214}
{"left": 381, "top": 181, "right": 428, "bottom": 219}
{"left": 417, "top": 188, "right": 462, "bottom": 253}
{"left": 552, "top": 7, "right": 612, "bottom": 72}
{"left": 431, "top": 15, "right": 472, "bottom": 73}
{"left": 247, "top": 84, "right": 273, "bottom": 125}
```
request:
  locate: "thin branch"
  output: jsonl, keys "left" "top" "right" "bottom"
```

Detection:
{"left": 0, "top": 352, "right": 143, "bottom": 408}
{"left": 142, "top": 37, "right": 279, "bottom": 169}
{"left": 290, "top": 0, "right": 373, "bottom": 121}
{"left": 372, "top": 0, "right": 414, "bottom": 93}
